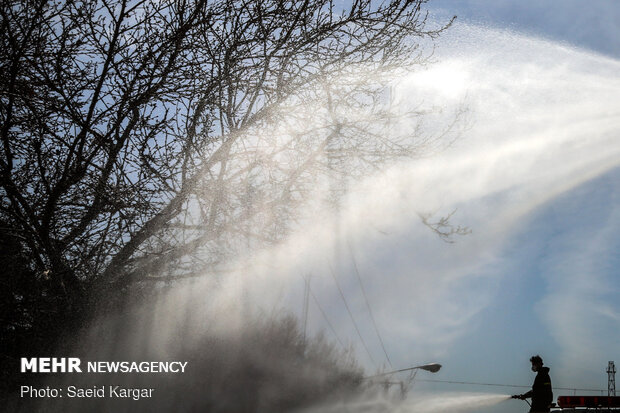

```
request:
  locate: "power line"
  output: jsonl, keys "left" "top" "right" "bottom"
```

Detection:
{"left": 348, "top": 241, "right": 393, "bottom": 369}
{"left": 417, "top": 379, "right": 529, "bottom": 389}
{"left": 302, "top": 275, "right": 347, "bottom": 351}
{"left": 417, "top": 378, "right": 606, "bottom": 393}
{"left": 328, "top": 262, "right": 377, "bottom": 369}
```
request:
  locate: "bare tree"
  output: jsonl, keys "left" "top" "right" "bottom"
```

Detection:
{"left": 0, "top": 0, "right": 459, "bottom": 361}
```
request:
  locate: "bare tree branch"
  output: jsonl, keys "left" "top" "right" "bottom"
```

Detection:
{"left": 1, "top": 0, "right": 460, "bottom": 306}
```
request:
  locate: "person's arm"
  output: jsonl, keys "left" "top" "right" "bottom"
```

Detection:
{"left": 512, "top": 390, "right": 533, "bottom": 399}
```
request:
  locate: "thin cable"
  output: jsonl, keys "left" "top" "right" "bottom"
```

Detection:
{"left": 348, "top": 241, "right": 393, "bottom": 369}
{"left": 417, "top": 379, "right": 529, "bottom": 388}
{"left": 304, "top": 277, "right": 347, "bottom": 351}
{"left": 417, "top": 378, "right": 606, "bottom": 393}
{"left": 328, "top": 262, "right": 377, "bottom": 369}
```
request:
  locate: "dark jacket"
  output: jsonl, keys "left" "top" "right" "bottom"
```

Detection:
{"left": 524, "top": 367, "right": 553, "bottom": 412}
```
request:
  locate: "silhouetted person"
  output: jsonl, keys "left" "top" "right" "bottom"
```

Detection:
{"left": 513, "top": 355, "right": 553, "bottom": 413}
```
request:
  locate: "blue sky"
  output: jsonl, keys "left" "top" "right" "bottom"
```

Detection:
{"left": 429, "top": 0, "right": 620, "bottom": 59}
{"left": 418, "top": 1, "right": 620, "bottom": 396}
{"left": 166, "top": 2, "right": 620, "bottom": 411}
{"left": 263, "top": 1, "right": 620, "bottom": 410}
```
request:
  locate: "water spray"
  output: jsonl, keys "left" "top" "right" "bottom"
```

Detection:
{"left": 403, "top": 393, "right": 513, "bottom": 413}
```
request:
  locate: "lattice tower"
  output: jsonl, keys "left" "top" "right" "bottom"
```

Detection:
{"left": 608, "top": 361, "right": 616, "bottom": 397}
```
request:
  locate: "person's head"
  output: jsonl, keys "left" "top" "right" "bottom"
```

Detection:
{"left": 530, "top": 355, "right": 544, "bottom": 372}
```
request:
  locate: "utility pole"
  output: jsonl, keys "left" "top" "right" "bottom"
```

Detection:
{"left": 608, "top": 361, "right": 616, "bottom": 397}
{"left": 301, "top": 275, "right": 311, "bottom": 347}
